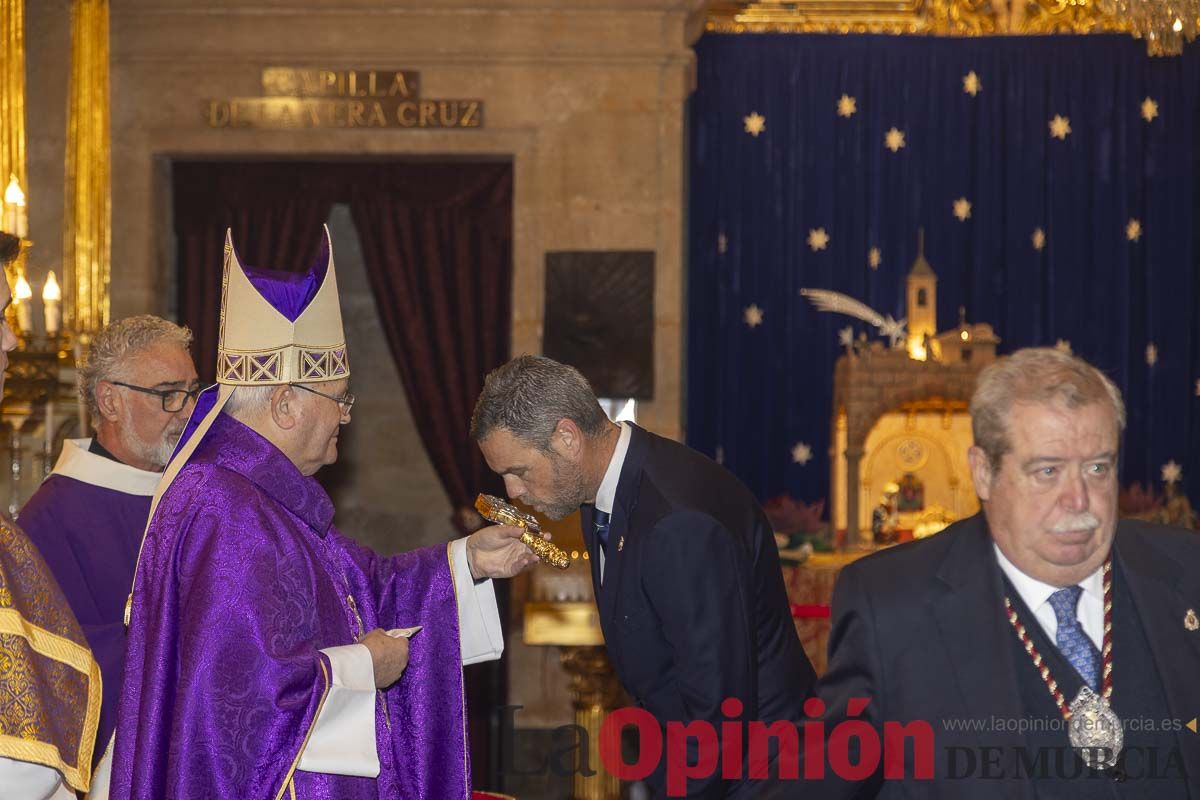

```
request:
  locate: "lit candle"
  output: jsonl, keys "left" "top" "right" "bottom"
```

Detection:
{"left": 13, "top": 275, "right": 32, "bottom": 333}
{"left": 3, "top": 176, "right": 26, "bottom": 239}
{"left": 43, "top": 271, "right": 61, "bottom": 336}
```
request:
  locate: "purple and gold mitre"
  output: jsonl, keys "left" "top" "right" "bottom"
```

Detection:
{"left": 125, "top": 226, "right": 353, "bottom": 628}
{"left": 217, "top": 226, "right": 349, "bottom": 386}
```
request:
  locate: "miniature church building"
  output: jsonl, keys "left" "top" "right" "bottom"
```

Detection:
{"left": 903, "top": 230, "right": 999, "bottom": 365}
{"left": 905, "top": 231, "right": 938, "bottom": 361}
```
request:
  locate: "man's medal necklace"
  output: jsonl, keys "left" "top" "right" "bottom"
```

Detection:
{"left": 1004, "top": 558, "right": 1122, "bottom": 770}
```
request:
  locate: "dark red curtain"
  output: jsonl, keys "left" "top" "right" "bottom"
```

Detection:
{"left": 349, "top": 164, "right": 512, "bottom": 530}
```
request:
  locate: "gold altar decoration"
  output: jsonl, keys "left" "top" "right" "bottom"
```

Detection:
{"left": 64, "top": 0, "right": 112, "bottom": 338}
{"left": 559, "top": 647, "right": 623, "bottom": 800}
{"left": 709, "top": 0, "right": 1196, "bottom": 54}
{"left": 1, "top": 0, "right": 28, "bottom": 339}
{"left": 1104, "top": 0, "right": 1200, "bottom": 55}
{"left": 1, "top": 0, "right": 27, "bottom": 199}
{"left": 0, "top": 0, "right": 83, "bottom": 515}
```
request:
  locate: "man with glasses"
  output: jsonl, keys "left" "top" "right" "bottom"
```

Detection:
{"left": 21, "top": 314, "right": 199, "bottom": 768}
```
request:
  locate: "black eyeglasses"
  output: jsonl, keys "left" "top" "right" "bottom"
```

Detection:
{"left": 290, "top": 382, "right": 355, "bottom": 412}
{"left": 110, "top": 381, "right": 201, "bottom": 413}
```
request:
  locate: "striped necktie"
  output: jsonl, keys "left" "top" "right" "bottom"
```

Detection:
{"left": 593, "top": 509, "right": 611, "bottom": 553}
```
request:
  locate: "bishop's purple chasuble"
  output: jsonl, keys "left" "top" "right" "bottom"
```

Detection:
{"left": 110, "top": 411, "right": 469, "bottom": 799}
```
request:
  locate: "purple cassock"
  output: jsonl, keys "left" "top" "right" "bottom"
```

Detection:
{"left": 109, "top": 408, "right": 471, "bottom": 799}
{"left": 20, "top": 439, "right": 158, "bottom": 766}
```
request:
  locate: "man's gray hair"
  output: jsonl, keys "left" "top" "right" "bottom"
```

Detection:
{"left": 224, "top": 384, "right": 277, "bottom": 421}
{"left": 79, "top": 315, "right": 193, "bottom": 416}
{"left": 971, "top": 347, "right": 1126, "bottom": 474}
{"left": 471, "top": 355, "right": 609, "bottom": 448}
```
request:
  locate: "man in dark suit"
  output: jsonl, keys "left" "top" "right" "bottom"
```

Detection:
{"left": 818, "top": 347, "right": 1200, "bottom": 798}
{"left": 472, "top": 355, "right": 816, "bottom": 798}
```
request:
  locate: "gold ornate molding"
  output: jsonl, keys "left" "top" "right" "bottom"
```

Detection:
{"left": 1016, "top": 0, "right": 1127, "bottom": 34}
{"left": 1, "top": 0, "right": 26, "bottom": 193}
{"left": 64, "top": 0, "right": 112, "bottom": 337}
{"left": 707, "top": 0, "right": 1128, "bottom": 36}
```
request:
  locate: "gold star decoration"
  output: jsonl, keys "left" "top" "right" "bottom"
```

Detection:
{"left": 953, "top": 197, "right": 972, "bottom": 221}
{"left": 1127, "top": 218, "right": 1143, "bottom": 242}
{"left": 792, "top": 442, "right": 814, "bottom": 465}
{"left": 837, "top": 94, "right": 857, "bottom": 118}
{"left": 1032, "top": 228, "right": 1046, "bottom": 251}
{"left": 1049, "top": 115, "right": 1072, "bottom": 140}
{"left": 744, "top": 112, "right": 766, "bottom": 137}
{"left": 1162, "top": 460, "right": 1183, "bottom": 484}
{"left": 1055, "top": 339, "right": 1072, "bottom": 355}
{"left": 744, "top": 304, "right": 764, "bottom": 328}
{"left": 884, "top": 127, "right": 906, "bottom": 153}
{"left": 1141, "top": 97, "right": 1159, "bottom": 123}
{"left": 963, "top": 71, "right": 981, "bottom": 97}
{"left": 807, "top": 228, "right": 830, "bottom": 251}
{"left": 868, "top": 247, "right": 882, "bottom": 270}
{"left": 1146, "top": 342, "right": 1158, "bottom": 366}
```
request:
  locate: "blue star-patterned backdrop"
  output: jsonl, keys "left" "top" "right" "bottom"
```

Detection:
{"left": 686, "top": 33, "right": 1200, "bottom": 510}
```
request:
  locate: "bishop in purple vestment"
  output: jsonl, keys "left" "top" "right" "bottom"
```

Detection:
{"left": 108, "top": 228, "right": 538, "bottom": 800}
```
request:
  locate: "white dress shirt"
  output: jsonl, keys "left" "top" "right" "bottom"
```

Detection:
{"left": 993, "top": 543, "right": 1104, "bottom": 650}
{"left": 593, "top": 422, "right": 632, "bottom": 583}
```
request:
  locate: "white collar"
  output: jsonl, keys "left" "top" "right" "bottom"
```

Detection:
{"left": 993, "top": 542, "right": 1105, "bottom": 611}
{"left": 593, "top": 422, "right": 632, "bottom": 515}
{"left": 50, "top": 438, "right": 162, "bottom": 497}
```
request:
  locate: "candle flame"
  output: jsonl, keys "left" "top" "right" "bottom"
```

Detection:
{"left": 43, "top": 271, "right": 62, "bottom": 302}
{"left": 14, "top": 275, "right": 32, "bottom": 301}
{"left": 4, "top": 175, "right": 24, "bottom": 206}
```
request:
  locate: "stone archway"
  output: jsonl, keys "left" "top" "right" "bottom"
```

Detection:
{"left": 831, "top": 344, "right": 992, "bottom": 545}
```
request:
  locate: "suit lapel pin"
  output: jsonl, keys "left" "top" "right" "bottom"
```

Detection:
{"left": 617, "top": 535, "right": 625, "bottom": 552}
{"left": 1186, "top": 609, "right": 1199, "bottom": 632}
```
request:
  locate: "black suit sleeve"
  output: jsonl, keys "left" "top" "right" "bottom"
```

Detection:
{"left": 642, "top": 510, "right": 755, "bottom": 798}
{"left": 815, "top": 563, "right": 886, "bottom": 797}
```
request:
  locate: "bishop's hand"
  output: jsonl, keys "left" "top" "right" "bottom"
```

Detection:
{"left": 359, "top": 628, "right": 410, "bottom": 688}
{"left": 466, "top": 524, "right": 548, "bottom": 579}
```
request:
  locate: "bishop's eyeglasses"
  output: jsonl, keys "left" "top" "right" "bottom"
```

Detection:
{"left": 290, "top": 382, "right": 356, "bottom": 412}
{"left": 110, "top": 381, "right": 202, "bottom": 413}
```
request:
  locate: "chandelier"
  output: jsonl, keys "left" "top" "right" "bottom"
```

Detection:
{"left": 1105, "top": 0, "right": 1200, "bottom": 55}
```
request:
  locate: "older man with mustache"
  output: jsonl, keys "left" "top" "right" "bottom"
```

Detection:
{"left": 816, "top": 347, "right": 1200, "bottom": 798}
{"left": 21, "top": 315, "right": 199, "bottom": 767}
